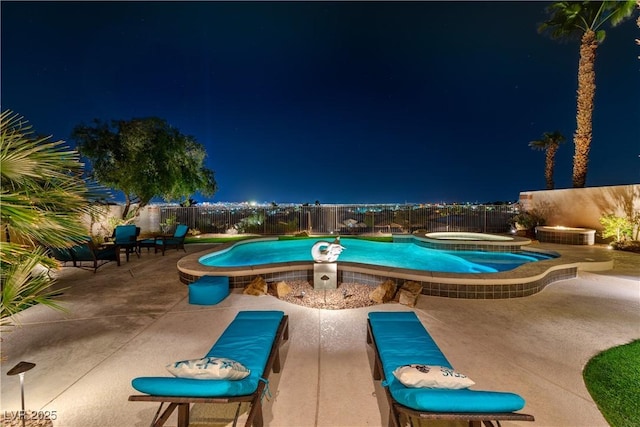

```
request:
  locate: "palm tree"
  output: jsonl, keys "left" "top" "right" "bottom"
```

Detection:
{"left": 539, "top": 1, "right": 636, "bottom": 188}
{"left": 1, "top": 110, "right": 96, "bottom": 329}
{"left": 529, "top": 131, "right": 566, "bottom": 190}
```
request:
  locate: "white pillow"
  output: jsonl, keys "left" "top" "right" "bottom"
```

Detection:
{"left": 166, "top": 357, "right": 250, "bottom": 380}
{"left": 393, "top": 364, "right": 475, "bottom": 389}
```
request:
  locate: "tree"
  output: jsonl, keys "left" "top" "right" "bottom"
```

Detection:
{"left": 538, "top": 1, "right": 636, "bottom": 188}
{"left": 529, "top": 131, "right": 566, "bottom": 189}
{"left": 72, "top": 117, "right": 218, "bottom": 219}
{"left": 1, "top": 110, "right": 96, "bottom": 328}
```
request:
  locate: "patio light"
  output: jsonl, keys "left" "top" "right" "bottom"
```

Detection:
{"left": 7, "top": 361, "right": 36, "bottom": 427}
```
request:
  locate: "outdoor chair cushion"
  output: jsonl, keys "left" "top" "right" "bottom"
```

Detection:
{"left": 114, "top": 224, "right": 138, "bottom": 245}
{"left": 156, "top": 237, "right": 182, "bottom": 246}
{"left": 49, "top": 246, "right": 74, "bottom": 262}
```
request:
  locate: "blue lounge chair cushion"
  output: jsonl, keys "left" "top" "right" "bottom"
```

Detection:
{"left": 49, "top": 246, "right": 74, "bottom": 262}
{"left": 368, "top": 311, "right": 526, "bottom": 413}
{"left": 132, "top": 311, "right": 284, "bottom": 397}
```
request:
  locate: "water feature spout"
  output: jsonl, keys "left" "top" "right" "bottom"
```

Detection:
{"left": 311, "top": 237, "right": 345, "bottom": 263}
{"left": 311, "top": 238, "right": 344, "bottom": 289}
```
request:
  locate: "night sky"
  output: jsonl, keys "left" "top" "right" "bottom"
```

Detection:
{"left": 2, "top": 1, "right": 639, "bottom": 204}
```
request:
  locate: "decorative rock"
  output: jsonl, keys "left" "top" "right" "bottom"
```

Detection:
{"left": 369, "top": 279, "right": 398, "bottom": 304}
{"left": 273, "top": 281, "right": 292, "bottom": 298}
{"left": 243, "top": 276, "right": 268, "bottom": 296}
{"left": 397, "top": 281, "right": 422, "bottom": 307}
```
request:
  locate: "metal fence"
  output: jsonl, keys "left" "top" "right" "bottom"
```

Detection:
{"left": 158, "top": 204, "right": 520, "bottom": 235}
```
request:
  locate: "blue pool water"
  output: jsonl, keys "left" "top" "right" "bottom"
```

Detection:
{"left": 199, "top": 238, "right": 554, "bottom": 274}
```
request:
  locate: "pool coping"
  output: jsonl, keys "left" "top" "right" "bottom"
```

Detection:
{"left": 176, "top": 237, "right": 614, "bottom": 299}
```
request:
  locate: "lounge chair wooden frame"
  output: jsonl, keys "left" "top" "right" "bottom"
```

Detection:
{"left": 129, "top": 314, "right": 289, "bottom": 427}
{"left": 366, "top": 319, "right": 535, "bottom": 427}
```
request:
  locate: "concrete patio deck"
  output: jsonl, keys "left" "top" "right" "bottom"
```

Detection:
{"left": 1, "top": 242, "right": 638, "bottom": 427}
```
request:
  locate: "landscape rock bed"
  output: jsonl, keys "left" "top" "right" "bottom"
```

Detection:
{"left": 270, "top": 281, "right": 380, "bottom": 310}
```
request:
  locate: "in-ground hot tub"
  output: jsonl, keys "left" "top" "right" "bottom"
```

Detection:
{"left": 535, "top": 226, "right": 596, "bottom": 245}
{"left": 400, "top": 232, "right": 531, "bottom": 252}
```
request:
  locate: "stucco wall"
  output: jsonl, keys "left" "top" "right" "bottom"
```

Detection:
{"left": 519, "top": 184, "right": 640, "bottom": 237}
{"left": 81, "top": 205, "right": 124, "bottom": 239}
{"left": 80, "top": 204, "right": 161, "bottom": 238}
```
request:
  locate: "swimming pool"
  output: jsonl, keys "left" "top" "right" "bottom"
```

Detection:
{"left": 178, "top": 236, "right": 598, "bottom": 299}
{"left": 199, "top": 238, "right": 553, "bottom": 274}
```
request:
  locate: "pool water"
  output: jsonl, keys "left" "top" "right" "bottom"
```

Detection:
{"left": 199, "top": 238, "right": 554, "bottom": 274}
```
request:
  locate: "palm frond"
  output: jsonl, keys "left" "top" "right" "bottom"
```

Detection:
{"left": 602, "top": 0, "right": 636, "bottom": 27}
{"left": 0, "top": 246, "right": 67, "bottom": 329}
{"left": 540, "top": 1, "right": 637, "bottom": 38}
{"left": 1, "top": 110, "right": 94, "bottom": 328}
{"left": 1, "top": 111, "right": 98, "bottom": 247}
{"left": 0, "top": 241, "right": 59, "bottom": 270}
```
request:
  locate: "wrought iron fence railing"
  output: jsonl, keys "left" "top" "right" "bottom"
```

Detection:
{"left": 158, "top": 204, "right": 520, "bottom": 236}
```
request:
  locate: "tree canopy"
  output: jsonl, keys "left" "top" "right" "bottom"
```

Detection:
{"left": 72, "top": 117, "right": 218, "bottom": 218}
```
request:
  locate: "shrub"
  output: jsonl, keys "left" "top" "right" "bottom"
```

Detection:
{"left": 599, "top": 214, "right": 633, "bottom": 243}
{"left": 510, "top": 210, "right": 546, "bottom": 230}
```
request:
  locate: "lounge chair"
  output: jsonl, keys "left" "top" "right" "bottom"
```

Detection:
{"left": 366, "top": 311, "right": 534, "bottom": 427}
{"left": 139, "top": 223, "right": 189, "bottom": 255}
{"left": 48, "top": 246, "right": 75, "bottom": 265}
{"left": 129, "top": 310, "right": 289, "bottom": 427}
{"left": 47, "top": 238, "right": 119, "bottom": 273}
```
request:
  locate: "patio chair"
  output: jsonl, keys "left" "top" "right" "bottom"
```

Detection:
{"left": 130, "top": 310, "right": 289, "bottom": 427}
{"left": 113, "top": 224, "right": 140, "bottom": 262}
{"left": 153, "top": 223, "right": 189, "bottom": 255}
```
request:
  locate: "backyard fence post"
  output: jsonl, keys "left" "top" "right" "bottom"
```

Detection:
{"left": 484, "top": 207, "right": 487, "bottom": 233}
